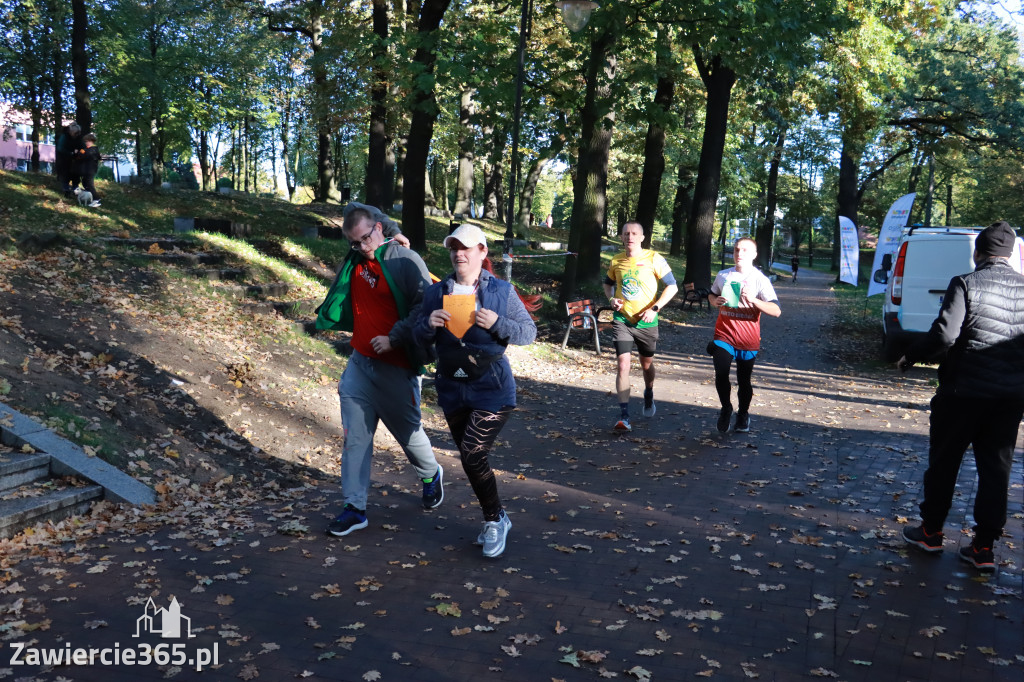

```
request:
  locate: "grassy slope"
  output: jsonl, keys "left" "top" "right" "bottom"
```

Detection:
{"left": 0, "top": 171, "right": 615, "bottom": 490}
{"left": 2, "top": 170, "right": 835, "bottom": 490}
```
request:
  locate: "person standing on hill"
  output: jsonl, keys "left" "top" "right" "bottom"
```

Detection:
{"left": 603, "top": 221, "right": 678, "bottom": 432}
{"left": 900, "top": 221, "right": 1024, "bottom": 573}
{"left": 74, "top": 133, "right": 102, "bottom": 207}
{"left": 708, "top": 238, "right": 781, "bottom": 433}
{"left": 55, "top": 122, "right": 82, "bottom": 194}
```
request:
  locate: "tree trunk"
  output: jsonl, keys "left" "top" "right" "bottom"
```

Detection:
{"left": 365, "top": 0, "right": 390, "bottom": 208}
{"left": 242, "top": 115, "right": 250, "bottom": 193}
{"left": 30, "top": 90, "right": 42, "bottom": 173}
{"left": 635, "top": 31, "right": 674, "bottom": 248}
{"left": 424, "top": 167, "right": 436, "bottom": 207}
{"left": 290, "top": 123, "right": 303, "bottom": 200}
{"left": 453, "top": 88, "right": 476, "bottom": 216}
{"left": 71, "top": 0, "right": 91, "bottom": 131}
{"left": 134, "top": 129, "right": 142, "bottom": 182}
{"left": 310, "top": 14, "right": 338, "bottom": 202}
{"left": 393, "top": 130, "right": 406, "bottom": 205}
{"left": 198, "top": 129, "right": 211, "bottom": 190}
{"left": 560, "top": 30, "right": 617, "bottom": 304}
{"left": 401, "top": 0, "right": 454, "bottom": 249}
{"left": 669, "top": 161, "right": 694, "bottom": 257}
{"left": 438, "top": 160, "right": 450, "bottom": 212}
{"left": 482, "top": 126, "right": 506, "bottom": 222}
{"left": 280, "top": 93, "right": 294, "bottom": 199}
{"left": 44, "top": 0, "right": 65, "bottom": 137}
{"left": 516, "top": 134, "right": 564, "bottom": 240}
{"left": 835, "top": 137, "right": 860, "bottom": 272}
{"left": 756, "top": 125, "right": 786, "bottom": 272}
{"left": 683, "top": 50, "right": 736, "bottom": 289}
{"left": 945, "top": 182, "right": 953, "bottom": 226}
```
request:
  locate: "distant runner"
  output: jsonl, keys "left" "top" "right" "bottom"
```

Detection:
{"left": 708, "top": 238, "right": 782, "bottom": 433}
{"left": 603, "top": 221, "right": 678, "bottom": 432}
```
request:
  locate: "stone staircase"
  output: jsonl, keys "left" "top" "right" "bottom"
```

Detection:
{"left": 0, "top": 404, "right": 154, "bottom": 540}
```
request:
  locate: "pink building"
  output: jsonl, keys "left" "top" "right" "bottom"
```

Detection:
{"left": 0, "top": 103, "right": 59, "bottom": 171}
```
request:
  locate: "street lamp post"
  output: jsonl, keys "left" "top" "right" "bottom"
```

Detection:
{"left": 502, "top": 1, "right": 597, "bottom": 281}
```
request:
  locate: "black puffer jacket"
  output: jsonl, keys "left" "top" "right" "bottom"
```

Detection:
{"left": 906, "top": 260, "right": 1024, "bottom": 399}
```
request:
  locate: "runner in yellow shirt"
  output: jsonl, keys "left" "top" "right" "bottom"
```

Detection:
{"left": 603, "top": 222, "right": 678, "bottom": 431}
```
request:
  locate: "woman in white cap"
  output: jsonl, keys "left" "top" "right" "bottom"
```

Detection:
{"left": 414, "top": 224, "right": 536, "bottom": 558}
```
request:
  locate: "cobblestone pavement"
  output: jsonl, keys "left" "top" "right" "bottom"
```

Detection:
{"left": 1, "top": 267, "right": 1021, "bottom": 682}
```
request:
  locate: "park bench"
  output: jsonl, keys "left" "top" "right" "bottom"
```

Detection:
{"left": 682, "top": 282, "right": 711, "bottom": 311}
{"left": 561, "top": 299, "right": 614, "bottom": 354}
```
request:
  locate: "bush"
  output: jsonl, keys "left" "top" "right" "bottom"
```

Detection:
{"left": 96, "top": 166, "right": 114, "bottom": 181}
{"left": 216, "top": 177, "right": 233, "bottom": 189}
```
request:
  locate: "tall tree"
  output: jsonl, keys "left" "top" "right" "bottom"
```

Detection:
{"left": 71, "top": 0, "right": 91, "bottom": 131}
{"left": 364, "top": 0, "right": 390, "bottom": 208}
{"left": 401, "top": 0, "right": 454, "bottom": 250}
{"left": 452, "top": 87, "right": 476, "bottom": 216}
{"left": 560, "top": 26, "right": 616, "bottom": 303}
{"left": 633, "top": 26, "right": 675, "bottom": 247}
{"left": 671, "top": 0, "right": 847, "bottom": 289}
{"left": 260, "top": 0, "right": 340, "bottom": 202}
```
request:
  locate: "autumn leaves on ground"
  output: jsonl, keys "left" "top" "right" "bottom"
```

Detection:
{"left": 0, "top": 170, "right": 581, "bottom": 547}
{"left": 2, "top": 172, "right": 1021, "bottom": 682}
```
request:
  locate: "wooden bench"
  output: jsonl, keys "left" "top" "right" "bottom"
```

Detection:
{"left": 682, "top": 282, "right": 711, "bottom": 311}
{"left": 561, "top": 299, "right": 614, "bottom": 354}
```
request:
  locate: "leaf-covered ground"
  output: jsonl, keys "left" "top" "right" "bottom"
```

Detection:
{"left": 1, "top": 179, "right": 1021, "bottom": 681}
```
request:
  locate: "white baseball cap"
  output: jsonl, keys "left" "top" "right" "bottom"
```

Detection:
{"left": 444, "top": 224, "right": 487, "bottom": 249}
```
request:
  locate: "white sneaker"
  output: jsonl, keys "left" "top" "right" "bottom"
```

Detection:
{"left": 89, "top": 201, "right": 101, "bottom": 207}
{"left": 480, "top": 510, "right": 511, "bottom": 558}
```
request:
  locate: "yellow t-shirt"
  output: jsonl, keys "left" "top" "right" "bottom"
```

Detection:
{"left": 606, "top": 249, "right": 673, "bottom": 328}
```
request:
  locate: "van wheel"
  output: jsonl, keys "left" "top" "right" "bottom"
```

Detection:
{"left": 881, "top": 332, "right": 902, "bottom": 363}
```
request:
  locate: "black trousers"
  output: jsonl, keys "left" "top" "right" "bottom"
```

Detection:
{"left": 711, "top": 345, "right": 755, "bottom": 413}
{"left": 445, "top": 406, "right": 514, "bottom": 521}
{"left": 920, "top": 394, "right": 1023, "bottom": 547}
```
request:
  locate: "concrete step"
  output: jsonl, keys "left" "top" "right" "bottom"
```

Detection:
{"left": 98, "top": 236, "right": 194, "bottom": 249}
{"left": 219, "top": 282, "right": 291, "bottom": 300}
{"left": 239, "top": 298, "right": 320, "bottom": 319}
{"left": 0, "top": 481, "right": 104, "bottom": 539}
{"left": 0, "top": 452, "right": 51, "bottom": 493}
{"left": 133, "top": 252, "right": 226, "bottom": 265}
{"left": 190, "top": 267, "right": 250, "bottom": 281}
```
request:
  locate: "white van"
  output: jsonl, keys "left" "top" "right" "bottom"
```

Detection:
{"left": 874, "top": 225, "right": 1024, "bottom": 361}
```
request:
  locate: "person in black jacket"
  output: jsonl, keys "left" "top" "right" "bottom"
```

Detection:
{"left": 74, "top": 133, "right": 102, "bottom": 206}
{"left": 899, "top": 221, "right": 1024, "bottom": 572}
{"left": 54, "top": 123, "right": 82, "bottom": 194}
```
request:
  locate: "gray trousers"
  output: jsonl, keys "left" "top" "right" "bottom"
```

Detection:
{"left": 338, "top": 351, "right": 438, "bottom": 511}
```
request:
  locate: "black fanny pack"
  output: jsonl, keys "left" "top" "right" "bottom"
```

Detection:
{"left": 436, "top": 342, "right": 502, "bottom": 381}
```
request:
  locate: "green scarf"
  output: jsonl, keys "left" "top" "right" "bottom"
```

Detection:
{"left": 314, "top": 244, "right": 410, "bottom": 331}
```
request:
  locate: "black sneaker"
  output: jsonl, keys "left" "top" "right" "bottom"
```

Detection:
{"left": 734, "top": 412, "right": 750, "bottom": 433}
{"left": 717, "top": 406, "right": 733, "bottom": 432}
{"left": 958, "top": 543, "right": 995, "bottom": 572}
{"left": 902, "top": 524, "right": 943, "bottom": 553}
{"left": 327, "top": 504, "right": 368, "bottom": 537}
{"left": 422, "top": 466, "right": 444, "bottom": 510}
{"left": 642, "top": 388, "right": 656, "bottom": 418}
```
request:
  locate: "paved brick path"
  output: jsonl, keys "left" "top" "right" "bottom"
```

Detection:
{"left": 1, "top": 267, "right": 1021, "bottom": 681}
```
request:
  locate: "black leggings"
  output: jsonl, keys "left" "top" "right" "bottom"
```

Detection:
{"left": 711, "top": 345, "right": 755, "bottom": 413}
{"left": 445, "top": 406, "right": 514, "bottom": 521}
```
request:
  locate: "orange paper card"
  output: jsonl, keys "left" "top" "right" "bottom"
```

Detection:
{"left": 443, "top": 294, "right": 476, "bottom": 339}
